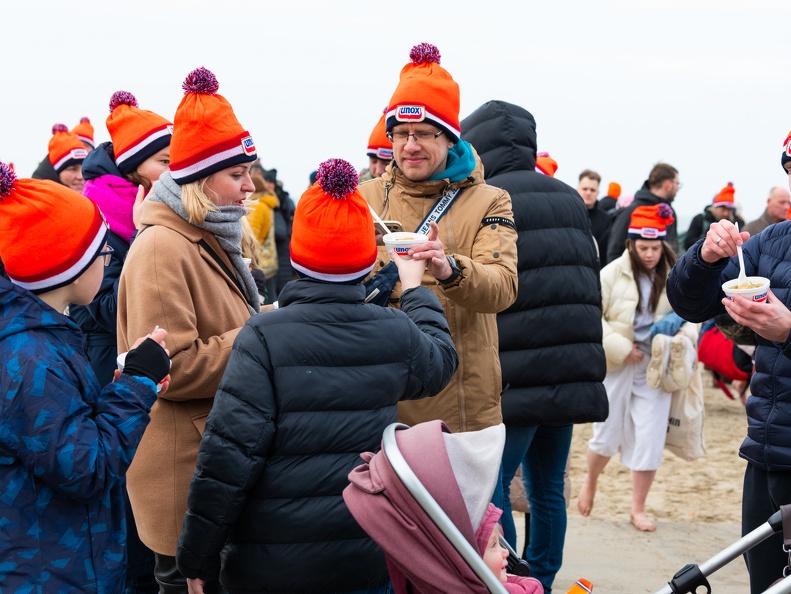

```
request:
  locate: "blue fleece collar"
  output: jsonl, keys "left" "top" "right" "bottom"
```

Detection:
{"left": 429, "top": 139, "right": 476, "bottom": 182}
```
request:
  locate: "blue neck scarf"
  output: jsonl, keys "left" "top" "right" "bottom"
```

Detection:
{"left": 428, "top": 139, "right": 476, "bottom": 182}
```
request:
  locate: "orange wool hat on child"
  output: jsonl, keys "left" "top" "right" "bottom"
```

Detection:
{"left": 367, "top": 112, "right": 393, "bottom": 161}
{"left": 290, "top": 158, "right": 377, "bottom": 282}
{"left": 607, "top": 182, "right": 621, "bottom": 199}
{"left": 712, "top": 182, "right": 735, "bottom": 209}
{"left": 0, "top": 162, "right": 107, "bottom": 294}
{"left": 107, "top": 91, "right": 172, "bottom": 175}
{"left": 71, "top": 117, "right": 95, "bottom": 148}
{"left": 48, "top": 124, "right": 88, "bottom": 173}
{"left": 386, "top": 43, "right": 461, "bottom": 143}
{"left": 535, "top": 152, "right": 558, "bottom": 177}
{"left": 169, "top": 66, "right": 257, "bottom": 185}
{"left": 628, "top": 203, "right": 675, "bottom": 240}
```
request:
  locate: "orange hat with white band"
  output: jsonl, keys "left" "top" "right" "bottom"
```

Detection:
{"left": 367, "top": 112, "right": 393, "bottom": 161}
{"left": 712, "top": 182, "right": 735, "bottom": 209}
{"left": 106, "top": 91, "right": 172, "bottom": 175}
{"left": 71, "top": 117, "right": 95, "bottom": 148}
{"left": 535, "top": 152, "right": 558, "bottom": 177}
{"left": 628, "top": 203, "right": 675, "bottom": 240}
{"left": 47, "top": 124, "right": 88, "bottom": 173}
{"left": 0, "top": 162, "right": 107, "bottom": 294}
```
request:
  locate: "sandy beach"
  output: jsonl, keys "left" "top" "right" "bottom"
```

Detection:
{"left": 514, "top": 366, "right": 755, "bottom": 593}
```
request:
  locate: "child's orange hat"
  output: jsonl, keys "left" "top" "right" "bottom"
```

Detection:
{"left": 366, "top": 112, "right": 393, "bottom": 161}
{"left": 628, "top": 203, "right": 675, "bottom": 240}
{"left": 0, "top": 162, "right": 107, "bottom": 294}
{"left": 169, "top": 67, "right": 257, "bottom": 185}
{"left": 535, "top": 152, "right": 558, "bottom": 177}
{"left": 106, "top": 91, "right": 172, "bottom": 175}
{"left": 290, "top": 158, "right": 377, "bottom": 282}
{"left": 71, "top": 117, "right": 95, "bottom": 148}
{"left": 607, "top": 182, "right": 621, "bottom": 199}
{"left": 386, "top": 43, "right": 461, "bottom": 143}
{"left": 47, "top": 124, "right": 88, "bottom": 173}
{"left": 712, "top": 182, "right": 735, "bottom": 209}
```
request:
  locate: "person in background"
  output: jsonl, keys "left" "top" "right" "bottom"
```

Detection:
{"left": 72, "top": 116, "right": 96, "bottom": 149}
{"left": 0, "top": 162, "right": 171, "bottom": 592}
{"left": 462, "top": 100, "right": 607, "bottom": 593}
{"left": 39, "top": 123, "right": 88, "bottom": 192}
{"left": 360, "top": 110, "right": 393, "bottom": 182}
{"left": 607, "top": 163, "right": 681, "bottom": 263}
{"left": 599, "top": 182, "right": 621, "bottom": 212}
{"left": 577, "top": 169, "right": 612, "bottom": 265}
{"left": 742, "top": 186, "right": 791, "bottom": 236}
{"left": 578, "top": 204, "right": 688, "bottom": 532}
{"left": 666, "top": 129, "right": 791, "bottom": 593}
{"left": 265, "top": 168, "right": 297, "bottom": 297}
{"left": 683, "top": 182, "right": 743, "bottom": 250}
{"left": 176, "top": 158, "right": 458, "bottom": 593}
{"left": 117, "top": 67, "right": 259, "bottom": 594}
{"left": 358, "top": 42, "right": 518, "bottom": 433}
{"left": 246, "top": 160, "right": 279, "bottom": 302}
{"left": 69, "top": 90, "right": 173, "bottom": 594}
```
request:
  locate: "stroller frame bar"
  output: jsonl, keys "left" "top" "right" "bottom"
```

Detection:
{"left": 382, "top": 423, "right": 509, "bottom": 594}
{"left": 654, "top": 510, "right": 783, "bottom": 594}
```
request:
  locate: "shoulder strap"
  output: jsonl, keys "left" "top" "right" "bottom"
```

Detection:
{"left": 198, "top": 238, "right": 245, "bottom": 297}
{"left": 414, "top": 187, "right": 462, "bottom": 235}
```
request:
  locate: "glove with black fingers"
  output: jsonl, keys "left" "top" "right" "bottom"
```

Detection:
{"left": 122, "top": 338, "right": 171, "bottom": 384}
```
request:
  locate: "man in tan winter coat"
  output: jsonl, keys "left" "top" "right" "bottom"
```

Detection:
{"left": 359, "top": 43, "right": 517, "bottom": 432}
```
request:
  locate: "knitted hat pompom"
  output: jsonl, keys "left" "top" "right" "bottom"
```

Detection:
{"left": 409, "top": 42, "right": 441, "bottom": 65}
{"left": 109, "top": 91, "right": 139, "bottom": 111}
{"left": 79, "top": 117, "right": 90, "bottom": 124}
{"left": 52, "top": 123, "right": 68, "bottom": 134}
{"left": 0, "top": 162, "right": 16, "bottom": 198}
{"left": 657, "top": 203, "right": 674, "bottom": 220}
{"left": 182, "top": 67, "right": 220, "bottom": 95}
{"left": 317, "top": 158, "right": 358, "bottom": 199}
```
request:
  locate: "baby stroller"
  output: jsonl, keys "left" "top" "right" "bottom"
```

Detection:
{"left": 654, "top": 506, "right": 791, "bottom": 594}
{"left": 343, "top": 421, "right": 537, "bottom": 594}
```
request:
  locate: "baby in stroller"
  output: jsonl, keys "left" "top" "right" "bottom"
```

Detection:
{"left": 343, "top": 420, "right": 544, "bottom": 593}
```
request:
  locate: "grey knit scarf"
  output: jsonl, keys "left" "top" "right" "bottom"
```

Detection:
{"left": 150, "top": 172, "right": 258, "bottom": 314}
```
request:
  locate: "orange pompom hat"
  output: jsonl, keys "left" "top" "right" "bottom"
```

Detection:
{"left": 48, "top": 124, "right": 88, "bottom": 173}
{"left": 71, "top": 117, "right": 95, "bottom": 148}
{"left": 107, "top": 91, "right": 172, "bottom": 175}
{"left": 169, "top": 67, "right": 257, "bottom": 185}
{"left": 290, "top": 158, "right": 377, "bottom": 282}
{"left": 712, "top": 182, "right": 735, "bottom": 209}
{"left": 781, "top": 129, "right": 791, "bottom": 173}
{"left": 367, "top": 111, "right": 393, "bottom": 161}
{"left": 386, "top": 43, "right": 461, "bottom": 143}
{"left": 628, "top": 203, "right": 675, "bottom": 240}
{"left": 0, "top": 162, "right": 107, "bottom": 294}
{"left": 535, "top": 152, "right": 558, "bottom": 177}
{"left": 607, "top": 182, "right": 621, "bottom": 199}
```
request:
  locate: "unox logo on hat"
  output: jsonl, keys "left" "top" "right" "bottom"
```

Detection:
{"left": 377, "top": 147, "right": 394, "bottom": 160}
{"left": 396, "top": 105, "right": 425, "bottom": 122}
{"left": 70, "top": 148, "right": 89, "bottom": 159}
{"left": 241, "top": 136, "right": 256, "bottom": 156}
{"left": 640, "top": 227, "right": 659, "bottom": 239}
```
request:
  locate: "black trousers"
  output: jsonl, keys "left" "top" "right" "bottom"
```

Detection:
{"left": 742, "top": 464, "right": 791, "bottom": 593}
{"left": 154, "top": 554, "right": 222, "bottom": 594}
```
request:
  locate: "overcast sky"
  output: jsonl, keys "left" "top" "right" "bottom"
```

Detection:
{"left": 3, "top": 0, "right": 790, "bottom": 227}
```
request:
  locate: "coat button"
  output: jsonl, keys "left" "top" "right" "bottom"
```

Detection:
{"left": 493, "top": 252, "right": 500, "bottom": 258}
{"left": 491, "top": 224, "right": 497, "bottom": 229}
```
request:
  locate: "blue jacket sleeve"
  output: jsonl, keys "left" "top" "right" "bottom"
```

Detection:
{"left": 399, "top": 286, "right": 459, "bottom": 399}
{"left": 0, "top": 361, "right": 157, "bottom": 502}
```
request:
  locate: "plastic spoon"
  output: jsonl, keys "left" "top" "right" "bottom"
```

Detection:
{"left": 369, "top": 206, "right": 391, "bottom": 236}
{"left": 735, "top": 222, "right": 748, "bottom": 285}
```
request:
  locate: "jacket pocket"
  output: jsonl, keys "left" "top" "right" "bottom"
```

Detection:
{"left": 191, "top": 413, "right": 208, "bottom": 437}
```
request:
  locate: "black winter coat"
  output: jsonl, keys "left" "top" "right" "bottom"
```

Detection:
{"left": 176, "top": 280, "right": 458, "bottom": 592}
{"left": 607, "top": 183, "right": 679, "bottom": 263}
{"left": 461, "top": 100, "right": 607, "bottom": 425}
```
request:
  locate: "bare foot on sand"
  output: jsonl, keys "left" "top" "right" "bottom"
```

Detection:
{"left": 630, "top": 513, "right": 656, "bottom": 532}
{"left": 577, "top": 475, "right": 596, "bottom": 516}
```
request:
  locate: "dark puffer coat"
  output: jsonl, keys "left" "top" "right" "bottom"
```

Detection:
{"left": 461, "top": 100, "right": 607, "bottom": 425}
{"left": 176, "top": 280, "right": 458, "bottom": 592}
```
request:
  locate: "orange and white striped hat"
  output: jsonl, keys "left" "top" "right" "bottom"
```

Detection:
{"left": 366, "top": 111, "right": 393, "bottom": 161}
{"left": 71, "top": 117, "right": 95, "bottom": 148}
{"left": 107, "top": 91, "right": 172, "bottom": 175}
{"left": 47, "top": 124, "right": 88, "bottom": 173}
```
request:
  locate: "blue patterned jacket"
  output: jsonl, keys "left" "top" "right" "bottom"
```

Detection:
{"left": 0, "top": 276, "right": 157, "bottom": 592}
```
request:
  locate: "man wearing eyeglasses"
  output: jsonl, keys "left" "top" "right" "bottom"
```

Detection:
{"left": 358, "top": 43, "right": 518, "bottom": 433}
{"left": 606, "top": 162, "right": 681, "bottom": 263}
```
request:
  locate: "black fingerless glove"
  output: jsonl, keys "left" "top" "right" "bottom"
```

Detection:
{"left": 123, "top": 338, "right": 171, "bottom": 384}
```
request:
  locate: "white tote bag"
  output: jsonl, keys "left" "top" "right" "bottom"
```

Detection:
{"left": 665, "top": 363, "right": 706, "bottom": 461}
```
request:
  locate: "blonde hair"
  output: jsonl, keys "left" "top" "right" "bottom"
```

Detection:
{"left": 180, "top": 179, "right": 219, "bottom": 224}
{"left": 240, "top": 217, "right": 261, "bottom": 268}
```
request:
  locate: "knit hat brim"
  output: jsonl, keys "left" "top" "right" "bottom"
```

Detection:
{"left": 170, "top": 133, "right": 256, "bottom": 185}
{"left": 116, "top": 127, "right": 172, "bottom": 175}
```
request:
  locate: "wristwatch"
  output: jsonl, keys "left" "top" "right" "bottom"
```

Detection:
{"left": 439, "top": 255, "right": 461, "bottom": 284}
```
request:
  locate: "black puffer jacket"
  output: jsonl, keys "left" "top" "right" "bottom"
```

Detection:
{"left": 176, "top": 280, "right": 458, "bottom": 592}
{"left": 461, "top": 100, "right": 607, "bottom": 425}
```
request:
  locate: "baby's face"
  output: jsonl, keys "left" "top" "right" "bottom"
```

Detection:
{"left": 483, "top": 525, "right": 509, "bottom": 583}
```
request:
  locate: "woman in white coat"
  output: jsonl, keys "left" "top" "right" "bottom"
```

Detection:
{"left": 577, "top": 203, "right": 684, "bottom": 532}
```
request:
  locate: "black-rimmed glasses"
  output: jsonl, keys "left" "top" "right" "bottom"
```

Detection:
{"left": 98, "top": 243, "right": 114, "bottom": 267}
{"left": 386, "top": 130, "right": 444, "bottom": 144}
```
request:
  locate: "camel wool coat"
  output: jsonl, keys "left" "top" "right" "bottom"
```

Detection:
{"left": 117, "top": 200, "right": 252, "bottom": 555}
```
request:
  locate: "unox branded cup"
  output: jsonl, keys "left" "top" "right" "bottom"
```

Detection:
{"left": 383, "top": 232, "right": 429, "bottom": 260}
{"left": 722, "top": 276, "right": 770, "bottom": 303}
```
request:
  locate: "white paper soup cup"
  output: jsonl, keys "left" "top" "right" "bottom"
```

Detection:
{"left": 721, "top": 276, "right": 770, "bottom": 303}
{"left": 383, "top": 232, "right": 429, "bottom": 260}
{"left": 117, "top": 351, "right": 170, "bottom": 393}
